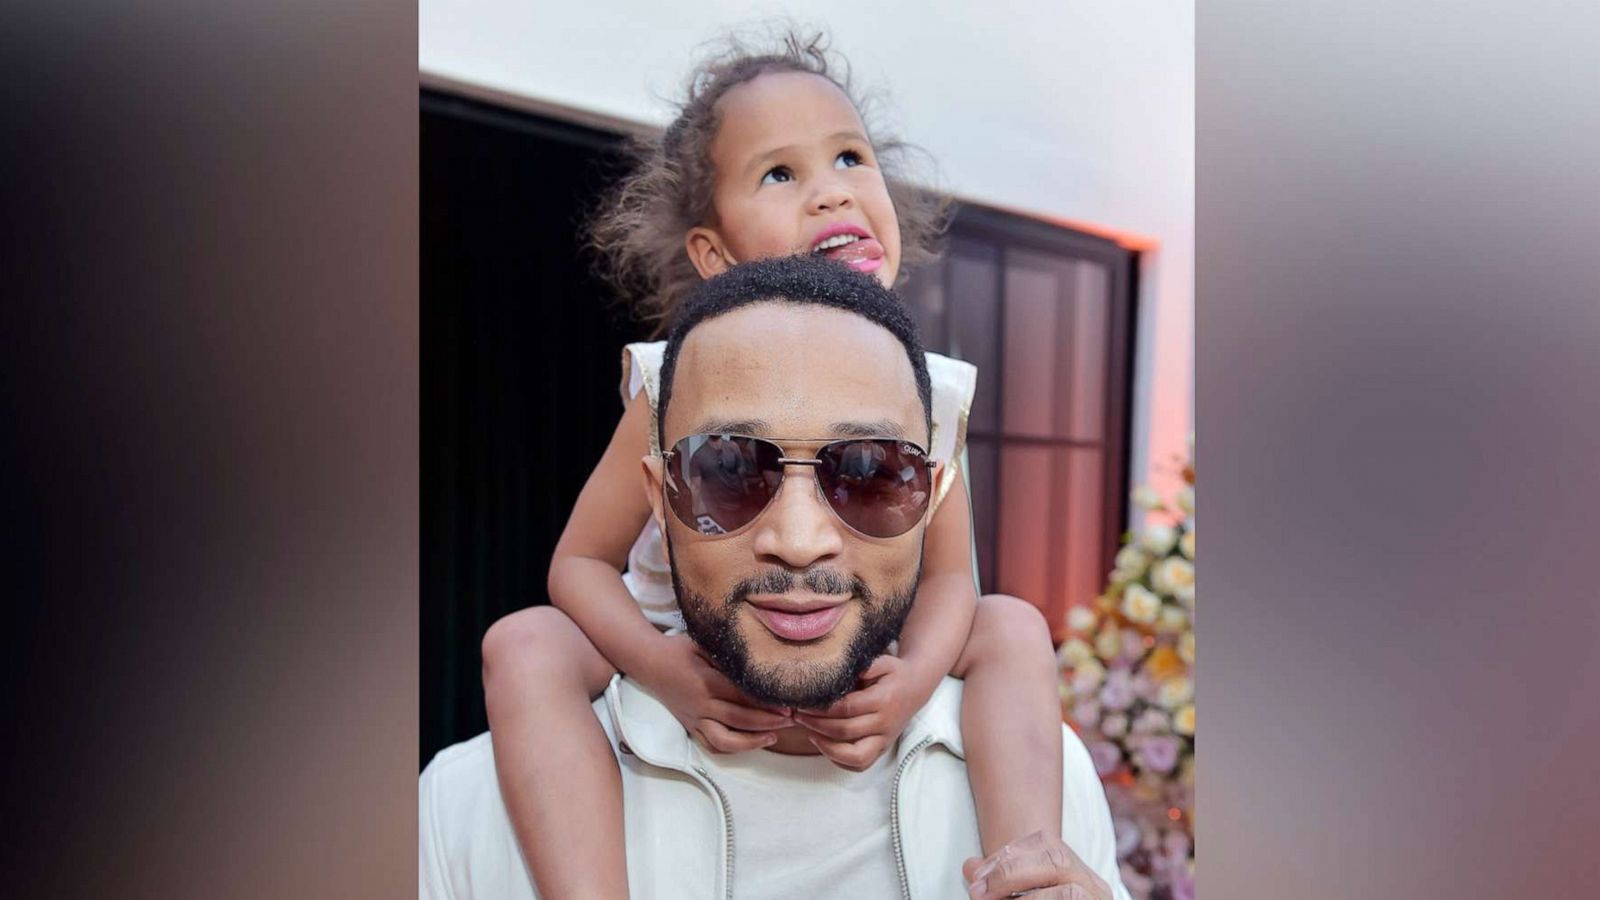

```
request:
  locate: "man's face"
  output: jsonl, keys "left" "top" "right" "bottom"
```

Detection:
{"left": 646, "top": 303, "right": 931, "bottom": 708}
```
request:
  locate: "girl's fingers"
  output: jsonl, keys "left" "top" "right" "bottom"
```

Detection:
{"left": 805, "top": 733, "right": 888, "bottom": 771}
{"left": 860, "top": 654, "right": 898, "bottom": 682}
{"left": 696, "top": 719, "right": 777, "bottom": 754}
{"left": 962, "top": 857, "right": 984, "bottom": 885}
{"left": 805, "top": 682, "right": 884, "bottom": 719}
{"left": 792, "top": 711, "right": 880, "bottom": 741}
{"left": 708, "top": 700, "right": 793, "bottom": 732}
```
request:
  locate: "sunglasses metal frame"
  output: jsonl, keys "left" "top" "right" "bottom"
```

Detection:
{"left": 660, "top": 433, "right": 938, "bottom": 540}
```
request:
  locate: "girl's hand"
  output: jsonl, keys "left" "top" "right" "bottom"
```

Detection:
{"left": 637, "top": 633, "right": 796, "bottom": 753}
{"left": 791, "top": 655, "right": 935, "bottom": 771}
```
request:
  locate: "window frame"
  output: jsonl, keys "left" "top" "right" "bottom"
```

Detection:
{"left": 909, "top": 202, "right": 1139, "bottom": 632}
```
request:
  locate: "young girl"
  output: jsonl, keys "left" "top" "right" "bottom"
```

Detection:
{"left": 481, "top": 32, "right": 1066, "bottom": 898}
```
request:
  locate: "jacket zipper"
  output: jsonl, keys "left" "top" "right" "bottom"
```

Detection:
{"left": 890, "top": 736, "right": 935, "bottom": 900}
{"left": 694, "top": 766, "right": 736, "bottom": 900}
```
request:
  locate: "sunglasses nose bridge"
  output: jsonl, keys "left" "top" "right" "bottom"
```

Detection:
{"left": 775, "top": 455, "right": 823, "bottom": 468}
{"left": 772, "top": 457, "right": 828, "bottom": 508}
{"left": 751, "top": 458, "right": 845, "bottom": 567}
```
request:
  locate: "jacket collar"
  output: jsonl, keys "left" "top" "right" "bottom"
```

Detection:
{"left": 605, "top": 674, "right": 969, "bottom": 774}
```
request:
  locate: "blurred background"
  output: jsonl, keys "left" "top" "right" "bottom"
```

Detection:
{"left": 419, "top": 2, "right": 1195, "bottom": 797}
{"left": 7, "top": 2, "right": 1593, "bottom": 897}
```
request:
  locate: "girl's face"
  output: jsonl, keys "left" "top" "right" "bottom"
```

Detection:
{"left": 686, "top": 72, "right": 902, "bottom": 288}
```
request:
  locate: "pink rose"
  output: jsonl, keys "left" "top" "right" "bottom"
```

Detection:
{"left": 1120, "top": 630, "right": 1147, "bottom": 662}
{"left": 1099, "top": 668, "right": 1136, "bottom": 711}
{"left": 1171, "top": 867, "right": 1195, "bottom": 900}
{"left": 1088, "top": 741, "right": 1123, "bottom": 776}
{"left": 1135, "top": 735, "right": 1181, "bottom": 774}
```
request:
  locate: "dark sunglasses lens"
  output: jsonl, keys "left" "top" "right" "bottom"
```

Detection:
{"left": 667, "top": 435, "right": 782, "bottom": 535}
{"left": 816, "top": 440, "right": 932, "bottom": 537}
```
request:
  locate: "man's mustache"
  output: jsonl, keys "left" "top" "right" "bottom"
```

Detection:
{"left": 726, "top": 567, "right": 873, "bottom": 605}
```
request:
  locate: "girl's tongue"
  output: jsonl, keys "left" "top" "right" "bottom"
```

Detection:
{"left": 820, "top": 238, "right": 885, "bottom": 274}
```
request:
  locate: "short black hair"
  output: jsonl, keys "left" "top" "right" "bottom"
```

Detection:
{"left": 657, "top": 255, "right": 934, "bottom": 451}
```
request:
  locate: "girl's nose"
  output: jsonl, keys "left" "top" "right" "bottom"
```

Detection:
{"left": 809, "top": 179, "right": 854, "bottom": 213}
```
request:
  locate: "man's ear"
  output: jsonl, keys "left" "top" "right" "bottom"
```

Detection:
{"left": 685, "top": 226, "right": 734, "bottom": 279}
{"left": 642, "top": 453, "right": 669, "bottom": 536}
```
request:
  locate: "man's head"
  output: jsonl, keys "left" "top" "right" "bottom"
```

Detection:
{"left": 644, "top": 255, "right": 937, "bottom": 708}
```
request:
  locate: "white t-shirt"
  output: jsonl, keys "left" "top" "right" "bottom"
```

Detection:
{"left": 691, "top": 744, "right": 902, "bottom": 900}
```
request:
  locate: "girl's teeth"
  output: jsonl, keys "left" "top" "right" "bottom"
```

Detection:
{"left": 815, "top": 233, "right": 862, "bottom": 251}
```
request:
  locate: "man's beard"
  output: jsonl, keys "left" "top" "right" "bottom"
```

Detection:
{"left": 666, "top": 540, "right": 920, "bottom": 709}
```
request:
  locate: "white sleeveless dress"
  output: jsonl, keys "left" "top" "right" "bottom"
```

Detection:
{"left": 619, "top": 340, "right": 977, "bottom": 629}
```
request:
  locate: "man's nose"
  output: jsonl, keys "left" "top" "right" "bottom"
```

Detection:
{"left": 750, "top": 466, "right": 845, "bottom": 569}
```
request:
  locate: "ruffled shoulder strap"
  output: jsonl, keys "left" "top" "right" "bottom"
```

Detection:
{"left": 620, "top": 340, "right": 666, "bottom": 456}
{"left": 924, "top": 351, "right": 979, "bottom": 513}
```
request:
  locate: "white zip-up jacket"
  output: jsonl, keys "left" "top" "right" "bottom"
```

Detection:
{"left": 420, "top": 676, "right": 1131, "bottom": 900}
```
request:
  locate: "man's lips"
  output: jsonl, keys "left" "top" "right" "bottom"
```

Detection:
{"left": 746, "top": 595, "right": 849, "bottom": 642}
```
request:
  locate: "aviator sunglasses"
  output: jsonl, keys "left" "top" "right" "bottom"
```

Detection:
{"left": 662, "top": 433, "right": 937, "bottom": 539}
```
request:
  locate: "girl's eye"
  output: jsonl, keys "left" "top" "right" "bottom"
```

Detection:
{"left": 835, "top": 150, "right": 864, "bottom": 169}
{"left": 759, "top": 166, "right": 793, "bottom": 186}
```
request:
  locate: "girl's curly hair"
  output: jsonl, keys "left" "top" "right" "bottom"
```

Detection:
{"left": 585, "top": 27, "right": 950, "bottom": 336}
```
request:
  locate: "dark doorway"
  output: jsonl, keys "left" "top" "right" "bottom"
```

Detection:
{"left": 421, "top": 89, "right": 649, "bottom": 766}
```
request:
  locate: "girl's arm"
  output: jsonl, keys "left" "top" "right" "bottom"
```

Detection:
{"left": 894, "top": 466, "right": 981, "bottom": 697}
{"left": 545, "top": 391, "right": 671, "bottom": 680}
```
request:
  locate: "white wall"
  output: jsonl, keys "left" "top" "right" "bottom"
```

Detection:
{"left": 421, "top": 1, "right": 1193, "bottom": 503}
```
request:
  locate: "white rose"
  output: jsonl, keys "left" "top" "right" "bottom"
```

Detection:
{"left": 1158, "top": 605, "right": 1189, "bottom": 633}
{"left": 1174, "top": 704, "right": 1195, "bottom": 736}
{"left": 1057, "top": 637, "right": 1094, "bottom": 668}
{"left": 1176, "top": 485, "right": 1194, "bottom": 515}
{"left": 1072, "top": 658, "right": 1106, "bottom": 694}
{"left": 1102, "top": 713, "right": 1129, "bottom": 738}
{"left": 1179, "top": 631, "right": 1195, "bottom": 664}
{"left": 1067, "top": 605, "right": 1098, "bottom": 634}
{"left": 1131, "top": 485, "right": 1163, "bottom": 510}
{"left": 1158, "top": 676, "right": 1195, "bottom": 710}
{"left": 1150, "top": 557, "right": 1195, "bottom": 598}
{"left": 1095, "top": 622, "right": 1122, "bottom": 661}
{"left": 1179, "top": 528, "right": 1195, "bottom": 560}
{"left": 1121, "top": 584, "right": 1162, "bottom": 625}
{"left": 1113, "top": 545, "right": 1151, "bottom": 581}
{"left": 1177, "top": 580, "right": 1195, "bottom": 608}
{"left": 1137, "top": 523, "right": 1178, "bottom": 557}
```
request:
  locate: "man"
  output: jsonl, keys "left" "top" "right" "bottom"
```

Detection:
{"left": 420, "top": 256, "right": 1129, "bottom": 900}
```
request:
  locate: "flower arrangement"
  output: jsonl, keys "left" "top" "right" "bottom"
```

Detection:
{"left": 1059, "top": 455, "right": 1195, "bottom": 900}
